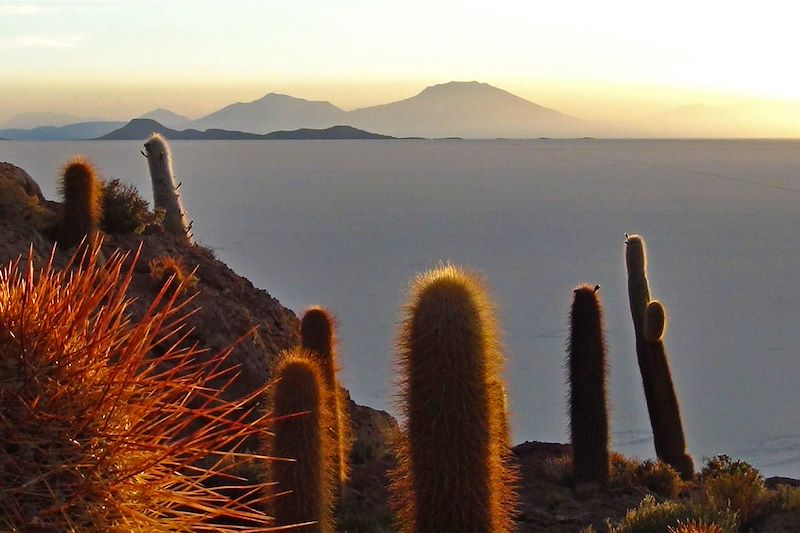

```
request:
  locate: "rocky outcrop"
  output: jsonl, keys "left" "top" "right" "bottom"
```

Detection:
{"left": 339, "top": 393, "right": 399, "bottom": 532}
{"left": 0, "top": 162, "right": 44, "bottom": 201}
{"left": 0, "top": 162, "right": 298, "bottom": 400}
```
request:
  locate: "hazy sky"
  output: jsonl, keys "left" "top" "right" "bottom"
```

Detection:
{"left": 2, "top": 0, "right": 799, "bottom": 122}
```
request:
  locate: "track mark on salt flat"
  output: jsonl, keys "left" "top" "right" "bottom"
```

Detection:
{"left": 600, "top": 157, "right": 800, "bottom": 195}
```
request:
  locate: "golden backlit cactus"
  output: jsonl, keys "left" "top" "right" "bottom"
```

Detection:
{"left": 625, "top": 234, "right": 694, "bottom": 480}
{"left": 300, "top": 307, "right": 351, "bottom": 488}
{"left": 391, "top": 265, "right": 518, "bottom": 533}
{"left": 266, "top": 349, "right": 335, "bottom": 533}
{"left": 58, "top": 156, "right": 102, "bottom": 248}
{"left": 644, "top": 301, "right": 694, "bottom": 480}
{"left": 568, "top": 284, "right": 610, "bottom": 486}
{"left": 0, "top": 240, "right": 273, "bottom": 532}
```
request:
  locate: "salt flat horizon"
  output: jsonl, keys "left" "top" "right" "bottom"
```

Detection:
{"left": 3, "top": 138, "right": 799, "bottom": 478}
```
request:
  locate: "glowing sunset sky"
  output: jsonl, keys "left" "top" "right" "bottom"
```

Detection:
{"left": 1, "top": 0, "right": 799, "bottom": 123}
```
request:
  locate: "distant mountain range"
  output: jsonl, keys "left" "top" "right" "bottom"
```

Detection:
{"left": 349, "top": 81, "right": 585, "bottom": 138}
{"left": 0, "top": 121, "right": 126, "bottom": 141}
{"left": 191, "top": 93, "right": 346, "bottom": 134}
{"left": 3, "top": 81, "right": 800, "bottom": 139}
{"left": 0, "top": 112, "right": 101, "bottom": 129}
{"left": 98, "top": 119, "right": 394, "bottom": 140}
{"left": 137, "top": 109, "right": 192, "bottom": 129}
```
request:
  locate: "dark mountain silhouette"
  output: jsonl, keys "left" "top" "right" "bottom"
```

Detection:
{"left": 190, "top": 93, "right": 348, "bottom": 133}
{"left": 0, "top": 121, "right": 125, "bottom": 141}
{"left": 98, "top": 119, "right": 394, "bottom": 140}
{"left": 347, "top": 81, "right": 587, "bottom": 138}
{"left": 137, "top": 108, "right": 191, "bottom": 129}
{"left": 262, "top": 125, "right": 393, "bottom": 140}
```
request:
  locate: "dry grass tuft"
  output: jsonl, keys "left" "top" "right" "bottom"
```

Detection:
{"left": 149, "top": 254, "right": 199, "bottom": 293}
{"left": 668, "top": 520, "right": 725, "bottom": 533}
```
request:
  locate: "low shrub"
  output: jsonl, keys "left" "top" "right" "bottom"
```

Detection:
{"left": 772, "top": 484, "right": 800, "bottom": 512}
{"left": 697, "top": 455, "right": 771, "bottom": 528}
{"left": 638, "top": 460, "right": 683, "bottom": 498}
{"left": 542, "top": 454, "right": 574, "bottom": 486}
{"left": 608, "top": 495, "right": 738, "bottom": 533}
{"left": 101, "top": 178, "right": 163, "bottom": 234}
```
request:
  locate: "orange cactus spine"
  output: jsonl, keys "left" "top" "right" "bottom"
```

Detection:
{"left": 0, "top": 240, "right": 271, "bottom": 531}
{"left": 300, "top": 307, "right": 350, "bottom": 488}
{"left": 392, "top": 265, "right": 518, "bottom": 532}
{"left": 267, "top": 349, "right": 335, "bottom": 532}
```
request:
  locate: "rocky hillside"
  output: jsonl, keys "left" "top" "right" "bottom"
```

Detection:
{"left": 0, "top": 160, "right": 402, "bottom": 529}
{"left": 3, "top": 161, "right": 800, "bottom": 533}
{"left": 0, "top": 161, "right": 298, "bottom": 401}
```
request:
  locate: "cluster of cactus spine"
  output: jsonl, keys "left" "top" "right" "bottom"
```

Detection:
{"left": 391, "top": 265, "right": 518, "bottom": 533}
{"left": 0, "top": 240, "right": 271, "bottom": 531}
{"left": 143, "top": 133, "right": 194, "bottom": 245}
{"left": 625, "top": 234, "right": 694, "bottom": 480}
{"left": 567, "top": 284, "right": 610, "bottom": 486}
{"left": 58, "top": 156, "right": 102, "bottom": 248}
{"left": 300, "top": 307, "right": 351, "bottom": 490}
{"left": 266, "top": 348, "right": 335, "bottom": 533}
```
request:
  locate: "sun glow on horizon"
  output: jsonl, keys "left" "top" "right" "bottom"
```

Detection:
{"left": 1, "top": 0, "right": 799, "bottom": 128}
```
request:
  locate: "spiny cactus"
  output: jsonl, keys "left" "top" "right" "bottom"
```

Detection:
{"left": 142, "top": 133, "right": 194, "bottom": 245}
{"left": 392, "top": 265, "right": 518, "bottom": 533}
{"left": 490, "top": 380, "right": 511, "bottom": 448}
{"left": 267, "top": 349, "right": 335, "bottom": 533}
{"left": 625, "top": 234, "right": 694, "bottom": 480}
{"left": 568, "top": 284, "right": 610, "bottom": 486}
{"left": 300, "top": 307, "right": 350, "bottom": 488}
{"left": 644, "top": 301, "right": 695, "bottom": 480}
{"left": 58, "top": 156, "right": 102, "bottom": 248}
{"left": 0, "top": 240, "right": 271, "bottom": 531}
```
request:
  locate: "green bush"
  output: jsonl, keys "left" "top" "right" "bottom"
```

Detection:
{"left": 101, "top": 178, "right": 162, "bottom": 234}
{"left": 696, "top": 455, "right": 771, "bottom": 528}
{"left": 773, "top": 484, "right": 800, "bottom": 512}
{"left": 608, "top": 495, "right": 738, "bottom": 533}
{"left": 638, "top": 460, "right": 683, "bottom": 498}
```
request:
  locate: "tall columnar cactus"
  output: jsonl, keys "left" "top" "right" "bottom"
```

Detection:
{"left": 392, "top": 265, "right": 517, "bottom": 533}
{"left": 142, "top": 133, "right": 194, "bottom": 245}
{"left": 267, "top": 349, "right": 334, "bottom": 533}
{"left": 300, "top": 307, "right": 350, "bottom": 488}
{"left": 643, "top": 300, "right": 695, "bottom": 480}
{"left": 58, "top": 156, "right": 102, "bottom": 248}
{"left": 567, "top": 284, "right": 610, "bottom": 486}
{"left": 625, "top": 234, "right": 694, "bottom": 480}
